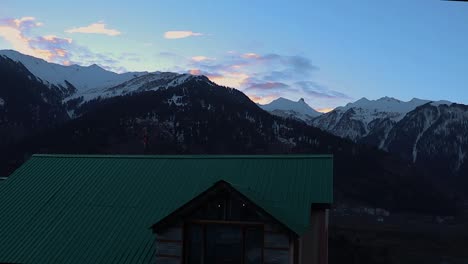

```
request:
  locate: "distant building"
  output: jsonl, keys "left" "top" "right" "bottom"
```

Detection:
{"left": 0, "top": 154, "right": 333, "bottom": 264}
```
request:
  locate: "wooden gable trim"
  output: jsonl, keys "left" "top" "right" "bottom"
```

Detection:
{"left": 151, "top": 180, "right": 299, "bottom": 237}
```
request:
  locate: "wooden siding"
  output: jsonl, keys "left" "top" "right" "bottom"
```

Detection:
{"left": 156, "top": 226, "right": 183, "bottom": 264}
{"left": 264, "top": 223, "right": 292, "bottom": 264}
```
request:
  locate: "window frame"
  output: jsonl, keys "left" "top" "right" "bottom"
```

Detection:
{"left": 183, "top": 220, "right": 265, "bottom": 264}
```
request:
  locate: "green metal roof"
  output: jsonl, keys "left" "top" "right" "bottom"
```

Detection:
{"left": 0, "top": 154, "right": 333, "bottom": 264}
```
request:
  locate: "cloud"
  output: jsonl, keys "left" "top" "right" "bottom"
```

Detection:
{"left": 65, "top": 22, "right": 121, "bottom": 36}
{"left": 187, "top": 53, "right": 320, "bottom": 91}
{"left": 182, "top": 51, "right": 351, "bottom": 109}
{"left": 0, "top": 17, "right": 131, "bottom": 72}
{"left": 242, "top": 53, "right": 261, "bottom": 59}
{"left": 295, "top": 81, "right": 351, "bottom": 100}
{"left": 191, "top": 56, "right": 215, "bottom": 62}
{"left": 12, "top": 17, "right": 43, "bottom": 29}
{"left": 244, "top": 82, "right": 292, "bottom": 91}
{"left": 209, "top": 72, "right": 250, "bottom": 88}
{"left": 316, "top": 107, "right": 335, "bottom": 113}
{"left": 189, "top": 69, "right": 202, "bottom": 75}
{"left": 246, "top": 94, "right": 278, "bottom": 104}
{"left": 0, "top": 17, "right": 73, "bottom": 64}
{"left": 164, "top": 31, "right": 203, "bottom": 39}
{"left": 68, "top": 46, "right": 129, "bottom": 73}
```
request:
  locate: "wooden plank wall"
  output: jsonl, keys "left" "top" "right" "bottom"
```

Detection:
{"left": 155, "top": 226, "right": 183, "bottom": 264}
{"left": 264, "top": 223, "right": 292, "bottom": 264}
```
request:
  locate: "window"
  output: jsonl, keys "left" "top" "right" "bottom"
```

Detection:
{"left": 183, "top": 191, "right": 290, "bottom": 264}
{"left": 205, "top": 225, "right": 243, "bottom": 264}
{"left": 186, "top": 225, "right": 203, "bottom": 264}
{"left": 244, "top": 227, "right": 263, "bottom": 264}
{"left": 185, "top": 223, "right": 263, "bottom": 264}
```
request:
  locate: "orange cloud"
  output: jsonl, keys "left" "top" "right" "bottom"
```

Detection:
{"left": 164, "top": 31, "right": 203, "bottom": 39}
{"left": 316, "top": 107, "right": 335, "bottom": 113}
{"left": 247, "top": 94, "right": 278, "bottom": 104}
{"left": 55, "top": 49, "right": 67, "bottom": 57}
{"left": 66, "top": 22, "right": 121, "bottom": 36}
{"left": 0, "top": 17, "right": 61, "bottom": 62}
{"left": 189, "top": 69, "right": 202, "bottom": 75}
{"left": 208, "top": 72, "right": 249, "bottom": 88}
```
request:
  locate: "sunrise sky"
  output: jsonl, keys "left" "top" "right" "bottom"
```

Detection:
{"left": 1, "top": 0, "right": 468, "bottom": 110}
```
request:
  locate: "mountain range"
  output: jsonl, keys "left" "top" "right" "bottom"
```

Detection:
{"left": 261, "top": 95, "right": 467, "bottom": 182}
{"left": 0, "top": 49, "right": 465, "bottom": 216}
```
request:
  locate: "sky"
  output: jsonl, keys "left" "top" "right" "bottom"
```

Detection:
{"left": 1, "top": 0, "right": 468, "bottom": 111}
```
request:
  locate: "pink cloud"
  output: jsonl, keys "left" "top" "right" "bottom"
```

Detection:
{"left": 242, "top": 53, "right": 261, "bottom": 59}
{"left": 247, "top": 94, "right": 278, "bottom": 104}
{"left": 189, "top": 69, "right": 202, "bottom": 75}
{"left": 191, "top": 56, "right": 214, "bottom": 62}
{"left": 208, "top": 72, "right": 250, "bottom": 88}
{"left": 0, "top": 17, "right": 72, "bottom": 63}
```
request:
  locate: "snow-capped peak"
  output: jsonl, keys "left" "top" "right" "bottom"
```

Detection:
{"left": 312, "top": 96, "right": 456, "bottom": 142}
{"left": 65, "top": 71, "right": 210, "bottom": 104}
{"left": 338, "top": 96, "right": 425, "bottom": 114}
{"left": 0, "top": 49, "right": 147, "bottom": 92}
{"left": 337, "top": 96, "right": 453, "bottom": 116}
{"left": 259, "top": 97, "right": 322, "bottom": 121}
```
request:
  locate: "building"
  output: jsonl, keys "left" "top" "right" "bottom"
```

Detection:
{"left": 0, "top": 154, "right": 333, "bottom": 264}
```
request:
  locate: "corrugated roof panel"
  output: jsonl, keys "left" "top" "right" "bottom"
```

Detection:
{"left": 0, "top": 154, "right": 332, "bottom": 263}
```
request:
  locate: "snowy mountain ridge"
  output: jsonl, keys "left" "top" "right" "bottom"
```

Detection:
{"left": 335, "top": 96, "right": 453, "bottom": 123}
{"left": 0, "top": 49, "right": 147, "bottom": 92}
{"left": 65, "top": 72, "right": 212, "bottom": 104}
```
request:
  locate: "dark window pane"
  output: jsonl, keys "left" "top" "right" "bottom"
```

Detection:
{"left": 264, "top": 233, "right": 289, "bottom": 248}
{"left": 244, "top": 227, "right": 263, "bottom": 264}
{"left": 205, "top": 225, "right": 242, "bottom": 264}
{"left": 264, "top": 249, "right": 290, "bottom": 264}
{"left": 187, "top": 224, "right": 203, "bottom": 264}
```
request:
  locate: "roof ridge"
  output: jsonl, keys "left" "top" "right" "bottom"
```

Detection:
{"left": 31, "top": 154, "right": 333, "bottom": 159}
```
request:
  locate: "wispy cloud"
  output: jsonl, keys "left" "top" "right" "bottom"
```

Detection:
{"left": 185, "top": 51, "right": 351, "bottom": 106}
{"left": 295, "top": 81, "right": 351, "bottom": 100}
{"left": 65, "top": 22, "right": 121, "bottom": 36}
{"left": 244, "top": 82, "right": 292, "bottom": 92}
{"left": 164, "top": 31, "right": 203, "bottom": 39}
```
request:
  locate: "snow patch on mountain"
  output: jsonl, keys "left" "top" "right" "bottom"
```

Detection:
{"left": 336, "top": 97, "right": 431, "bottom": 123}
{"left": 412, "top": 107, "right": 441, "bottom": 163}
{"left": 259, "top": 97, "right": 321, "bottom": 121}
{"left": 312, "top": 96, "right": 454, "bottom": 142}
{"left": 0, "top": 49, "right": 147, "bottom": 92}
{"left": 168, "top": 94, "right": 186, "bottom": 106}
{"left": 65, "top": 72, "right": 208, "bottom": 104}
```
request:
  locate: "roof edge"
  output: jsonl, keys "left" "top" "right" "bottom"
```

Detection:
{"left": 31, "top": 154, "right": 333, "bottom": 159}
